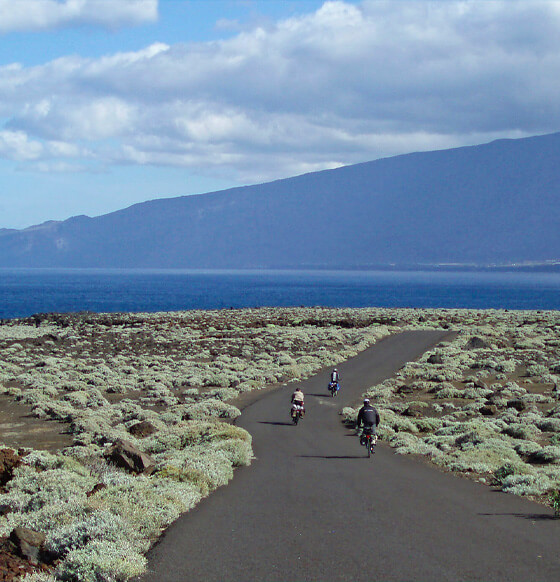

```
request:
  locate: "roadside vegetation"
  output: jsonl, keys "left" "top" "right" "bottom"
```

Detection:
{"left": 1, "top": 306, "right": 559, "bottom": 580}
{"left": 344, "top": 309, "right": 560, "bottom": 500}
{"left": 0, "top": 307, "right": 389, "bottom": 581}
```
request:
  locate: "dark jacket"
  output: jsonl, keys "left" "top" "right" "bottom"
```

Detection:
{"left": 356, "top": 404, "right": 380, "bottom": 428}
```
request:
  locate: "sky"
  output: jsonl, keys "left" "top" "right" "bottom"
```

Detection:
{"left": 1, "top": 0, "right": 560, "bottom": 230}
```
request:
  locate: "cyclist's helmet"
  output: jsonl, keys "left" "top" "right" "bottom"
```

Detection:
{"left": 363, "top": 398, "right": 370, "bottom": 404}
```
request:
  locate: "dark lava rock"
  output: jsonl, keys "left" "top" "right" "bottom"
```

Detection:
{"left": 105, "top": 440, "right": 155, "bottom": 475}
{"left": 9, "top": 528, "right": 45, "bottom": 565}
{"left": 0, "top": 537, "right": 40, "bottom": 581}
{"left": 465, "top": 336, "right": 491, "bottom": 350}
{"left": 396, "top": 384, "right": 414, "bottom": 395}
{"left": 86, "top": 483, "right": 107, "bottom": 498}
{"left": 427, "top": 354, "right": 444, "bottom": 364}
{"left": 128, "top": 420, "right": 157, "bottom": 438}
{"left": 480, "top": 405, "right": 498, "bottom": 416}
{"left": 0, "top": 449, "right": 22, "bottom": 488}
{"left": 507, "top": 399, "right": 526, "bottom": 412}
{"left": 404, "top": 404, "right": 426, "bottom": 418}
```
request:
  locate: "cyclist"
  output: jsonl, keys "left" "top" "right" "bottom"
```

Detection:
{"left": 356, "top": 398, "right": 380, "bottom": 446}
{"left": 291, "top": 387, "right": 305, "bottom": 417}
{"left": 329, "top": 368, "right": 341, "bottom": 394}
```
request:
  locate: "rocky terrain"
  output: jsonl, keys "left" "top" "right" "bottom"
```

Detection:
{"left": 0, "top": 306, "right": 559, "bottom": 580}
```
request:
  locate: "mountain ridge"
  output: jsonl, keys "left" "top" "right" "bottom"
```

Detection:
{"left": 2, "top": 131, "right": 559, "bottom": 268}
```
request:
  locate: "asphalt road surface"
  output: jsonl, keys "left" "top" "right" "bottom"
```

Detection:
{"left": 142, "top": 331, "right": 560, "bottom": 581}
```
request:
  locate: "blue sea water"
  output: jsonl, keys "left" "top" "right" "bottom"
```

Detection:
{"left": 1, "top": 268, "right": 559, "bottom": 320}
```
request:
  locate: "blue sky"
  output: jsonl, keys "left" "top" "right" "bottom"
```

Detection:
{"left": 1, "top": 0, "right": 559, "bottom": 229}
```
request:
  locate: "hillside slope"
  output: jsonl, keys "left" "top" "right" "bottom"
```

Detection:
{"left": 1, "top": 132, "right": 560, "bottom": 268}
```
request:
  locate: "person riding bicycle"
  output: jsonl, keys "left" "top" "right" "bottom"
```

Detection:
{"left": 356, "top": 398, "right": 380, "bottom": 444}
{"left": 291, "top": 387, "right": 305, "bottom": 417}
{"left": 330, "top": 368, "right": 340, "bottom": 384}
{"left": 329, "top": 368, "right": 340, "bottom": 393}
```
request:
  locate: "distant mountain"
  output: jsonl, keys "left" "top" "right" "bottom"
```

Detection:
{"left": 1, "top": 132, "right": 560, "bottom": 269}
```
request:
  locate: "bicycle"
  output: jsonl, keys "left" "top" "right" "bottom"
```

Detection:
{"left": 328, "top": 381, "right": 340, "bottom": 397}
{"left": 359, "top": 429, "right": 378, "bottom": 458}
{"left": 291, "top": 403, "right": 304, "bottom": 425}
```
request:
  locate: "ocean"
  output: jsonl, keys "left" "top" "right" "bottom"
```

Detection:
{"left": 1, "top": 268, "right": 560, "bottom": 320}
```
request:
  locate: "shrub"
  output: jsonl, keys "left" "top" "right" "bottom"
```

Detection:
{"left": 45, "top": 510, "right": 136, "bottom": 559}
{"left": 496, "top": 360, "right": 517, "bottom": 374}
{"left": 527, "top": 364, "right": 549, "bottom": 378}
{"left": 501, "top": 473, "right": 554, "bottom": 496}
{"left": 514, "top": 441, "right": 542, "bottom": 459}
{"left": 22, "top": 573, "right": 58, "bottom": 582}
{"left": 389, "top": 433, "right": 441, "bottom": 458}
{"left": 549, "top": 490, "right": 560, "bottom": 517}
{"left": 537, "top": 418, "right": 560, "bottom": 432}
{"left": 155, "top": 466, "right": 213, "bottom": 496}
{"left": 341, "top": 407, "right": 358, "bottom": 426}
{"left": 492, "top": 461, "right": 533, "bottom": 486}
{"left": 503, "top": 423, "right": 541, "bottom": 441}
{"left": 414, "top": 417, "right": 443, "bottom": 433}
{"left": 434, "top": 387, "right": 465, "bottom": 399}
{"left": 184, "top": 400, "right": 241, "bottom": 420}
{"left": 529, "top": 446, "right": 560, "bottom": 464}
{"left": 56, "top": 539, "right": 147, "bottom": 582}
{"left": 381, "top": 410, "right": 418, "bottom": 433}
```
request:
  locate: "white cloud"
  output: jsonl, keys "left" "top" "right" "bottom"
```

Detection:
{"left": 21, "top": 160, "right": 88, "bottom": 173}
{"left": 0, "top": 0, "right": 158, "bottom": 33}
{"left": 0, "top": 130, "right": 44, "bottom": 161}
{"left": 2, "top": 1, "right": 560, "bottom": 183}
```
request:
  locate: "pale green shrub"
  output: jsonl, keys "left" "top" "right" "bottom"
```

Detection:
{"left": 380, "top": 410, "right": 418, "bottom": 433}
{"left": 437, "top": 440, "right": 520, "bottom": 474}
{"left": 22, "top": 572, "right": 58, "bottom": 582}
{"left": 492, "top": 460, "right": 534, "bottom": 486}
{"left": 207, "top": 387, "right": 237, "bottom": 401}
{"left": 0, "top": 498, "right": 88, "bottom": 538}
{"left": 434, "top": 387, "right": 465, "bottom": 399}
{"left": 94, "top": 476, "right": 201, "bottom": 542}
{"left": 184, "top": 400, "right": 241, "bottom": 420}
{"left": 4, "top": 464, "right": 95, "bottom": 511}
{"left": 495, "top": 360, "right": 517, "bottom": 374}
{"left": 524, "top": 393, "right": 551, "bottom": 403}
{"left": 56, "top": 539, "right": 147, "bottom": 582}
{"left": 414, "top": 417, "right": 443, "bottom": 432}
{"left": 501, "top": 473, "right": 555, "bottom": 496}
{"left": 390, "top": 433, "right": 441, "bottom": 457}
{"left": 503, "top": 423, "right": 541, "bottom": 441}
{"left": 513, "top": 441, "right": 542, "bottom": 458}
{"left": 341, "top": 407, "right": 358, "bottom": 425}
{"left": 527, "top": 364, "right": 549, "bottom": 378}
{"left": 45, "top": 510, "right": 137, "bottom": 559}
{"left": 463, "top": 386, "right": 493, "bottom": 399}
{"left": 377, "top": 425, "right": 396, "bottom": 440}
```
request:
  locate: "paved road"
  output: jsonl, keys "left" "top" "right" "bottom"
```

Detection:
{"left": 142, "top": 331, "right": 560, "bottom": 581}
